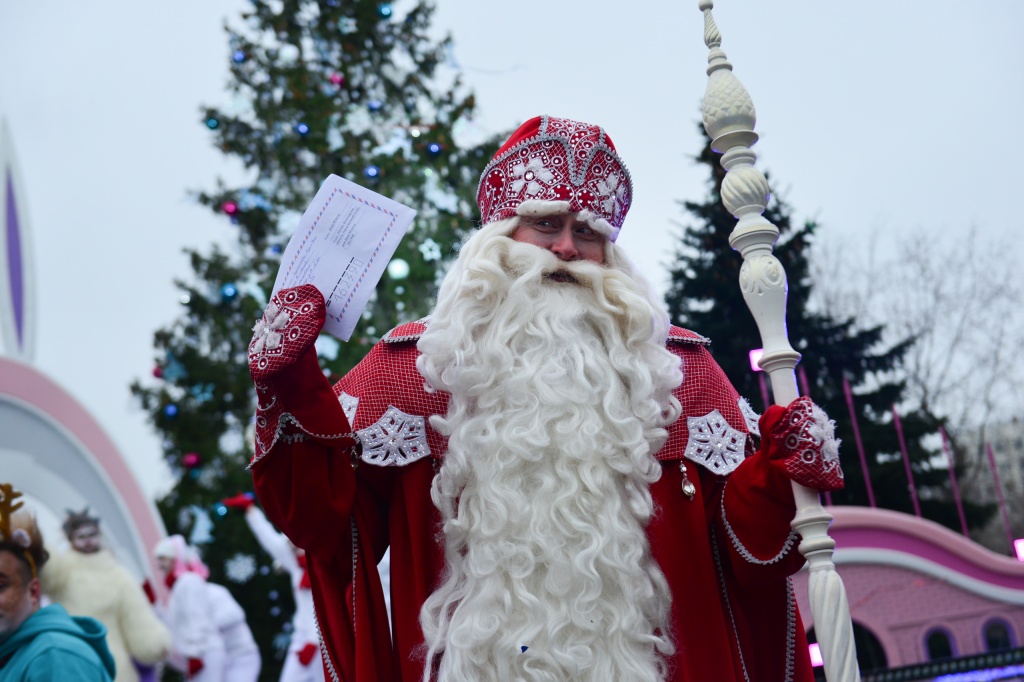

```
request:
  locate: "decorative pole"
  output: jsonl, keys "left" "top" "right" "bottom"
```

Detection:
{"left": 891, "top": 404, "right": 921, "bottom": 518}
{"left": 697, "top": 3, "right": 861, "bottom": 680}
{"left": 843, "top": 377, "right": 876, "bottom": 508}
{"left": 985, "top": 442, "right": 1015, "bottom": 555}
{"left": 939, "top": 427, "right": 970, "bottom": 538}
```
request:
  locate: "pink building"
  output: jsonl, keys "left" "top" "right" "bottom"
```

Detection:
{"left": 793, "top": 506, "right": 1024, "bottom": 678}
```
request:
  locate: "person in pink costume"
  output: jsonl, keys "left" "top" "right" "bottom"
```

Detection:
{"left": 152, "top": 535, "right": 261, "bottom": 682}
{"left": 247, "top": 115, "right": 845, "bottom": 681}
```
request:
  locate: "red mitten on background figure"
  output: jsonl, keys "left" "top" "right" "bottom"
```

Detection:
{"left": 221, "top": 492, "right": 256, "bottom": 511}
{"left": 297, "top": 642, "right": 319, "bottom": 666}
{"left": 187, "top": 657, "right": 204, "bottom": 676}
{"left": 760, "top": 396, "right": 844, "bottom": 492}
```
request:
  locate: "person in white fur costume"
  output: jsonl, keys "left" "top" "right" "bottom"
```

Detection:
{"left": 41, "top": 508, "right": 170, "bottom": 682}
{"left": 153, "top": 535, "right": 261, "bottom": 682}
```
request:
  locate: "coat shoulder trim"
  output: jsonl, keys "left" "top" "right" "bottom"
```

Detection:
{"left": 381, "top": 318, "right": 429, "bottom": 344}
{"left": 667, "top": 325, "right": 712, "bottom": 346}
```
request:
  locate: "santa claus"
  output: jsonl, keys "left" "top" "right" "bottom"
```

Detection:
{"left": 247, "top": 115, "right": 844, "bottom": 681}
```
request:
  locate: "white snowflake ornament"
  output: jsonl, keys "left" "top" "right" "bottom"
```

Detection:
{"left": 224, "top": 553, "right": 258, "bottom": 583}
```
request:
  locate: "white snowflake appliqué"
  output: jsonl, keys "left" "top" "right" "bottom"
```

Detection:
{"left": 357, "top": 406, "right": 430, "bottom": 466}
{"left": 338, "top": 391, "right": 359, "bottom": 425}
{"left": 684, "top": 409, "right": 747, "bottom": 475}
{"left": 510, "top": 158, "right": 555, "bottom": 196}
{"left": 251, "top": 301, "right": 290, "bottom": 354}
{"left": 737, "top": 397, "right": 761, "bottom": 437}
{"left": 595, "top": 172, "right": 626, "bottom": 218}
{"left": 224, "top": 553, "right": 257, "bottom": 583}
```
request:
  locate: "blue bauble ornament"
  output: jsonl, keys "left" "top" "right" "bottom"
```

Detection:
{"left": 378, "top": 4, "right": 393, "bottom": 18}
{"left": 295, "top": 122, "right": 310, "bottom": 136}
{"left": 427, "top": 142, "right": 443, "bottom": 156}
{"left": 164, "top": 404, "right": 179, "bottom": 418}
{"left": 232, "top": 50, "right": 247, "bottom": 63}
{"left": 221, "top": 283, "right": 239, "bottom": 302}
{"left": 364, "top": 165, "right": 380, "bottom": 178}
{"left": 367, "top": 100, "right": 383, "bottom": 113}
{"left": 205, "top": 117, "right": 219, "bottom": 130}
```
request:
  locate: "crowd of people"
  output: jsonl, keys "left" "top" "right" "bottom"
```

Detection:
{"left": 0, "top": 483, "right": 320, "bottom": 681}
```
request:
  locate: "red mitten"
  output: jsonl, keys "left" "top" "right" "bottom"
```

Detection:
{"left": 760, "top": 396, "right": 844, "bottom": 492}
{"left": 187, "top": 658, "right": 204, "bottom": 676}
{"left": 248, "top": 284, "right": 326, "bottom": 382}
{"left": 221, "top": 492, "right": 256, "bottom": 510}
{"left": 141, "top": 579, "right": 157, "bottom": 605}
{"left": 297, "top": 642, "right": 319, "bottom": 666}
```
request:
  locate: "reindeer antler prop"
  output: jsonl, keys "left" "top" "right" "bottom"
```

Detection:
{"left": 697, "top": 2, "right": 860, "bottom": 680}
{"left": 0, "top": 482, "right": 26, "bottom": 541}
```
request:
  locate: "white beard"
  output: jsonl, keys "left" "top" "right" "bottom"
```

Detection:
{"left": 416, "top": 220, "right": 684, "bottom": 682}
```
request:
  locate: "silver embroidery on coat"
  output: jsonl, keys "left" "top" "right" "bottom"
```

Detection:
{"left": 357, "top": 406, "right": 431, "bottom": 466}
{"left": 338, "top": 391, "right": 359, "bottom": 425}
{"left": 684, "top": 409, "right": 746, "bottom": 475}
{"left": 737, "top": 397, "right": 760, "bottom": 437}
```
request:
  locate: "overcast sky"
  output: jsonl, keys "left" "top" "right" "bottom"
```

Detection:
{"left": 1, "top": 1, "right": 1021, "bottom": 501}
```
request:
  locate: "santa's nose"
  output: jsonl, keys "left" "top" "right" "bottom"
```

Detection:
{"left": 548, "top": 230, "right": 579, "bottom": 261}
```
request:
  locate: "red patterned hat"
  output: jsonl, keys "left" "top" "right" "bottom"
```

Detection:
{"left": 476, "top": 115, "right": 632, "bottom": 241}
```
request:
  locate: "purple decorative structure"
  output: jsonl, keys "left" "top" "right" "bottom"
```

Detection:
{"left": 0, "top": 117, "right": 34, "bottom": 361}
{"left": 6, "top": 171, "right": 24, "bottom": 349}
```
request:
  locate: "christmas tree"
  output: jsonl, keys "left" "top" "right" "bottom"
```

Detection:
{"left": 665, "top": 128, "right": 992, "bottom": 532}
{"left": 131, "top": 1, "right": 502, "bottom": 678}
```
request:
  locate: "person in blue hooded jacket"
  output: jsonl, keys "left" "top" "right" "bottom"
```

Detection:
{"left": 0, "top": 483, "right": 115, "bottom": 681}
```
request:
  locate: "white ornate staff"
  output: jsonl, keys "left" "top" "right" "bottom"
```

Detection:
{"left": 697, "top": 2, "right": 861, "bottom": 680}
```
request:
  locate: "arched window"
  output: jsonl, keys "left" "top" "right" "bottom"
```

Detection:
{"left": 925, "top": 629, "right": 955, "bottom": 661}
{"left": 984, "top": 619, "right": 1014, "bottom": 652}
{"left": 807, "top": 622, "right": 887, "bottom": 677}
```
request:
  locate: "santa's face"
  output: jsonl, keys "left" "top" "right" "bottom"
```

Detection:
{"left": 69, "top": 524, "right": 101, "bottom": 554}
{"left": 509, "top": 213, "right": 607, "bottom": 265}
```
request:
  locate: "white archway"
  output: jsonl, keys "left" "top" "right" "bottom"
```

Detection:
{"left": 0, "top": 357, "right": 166, "bottom": 586}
